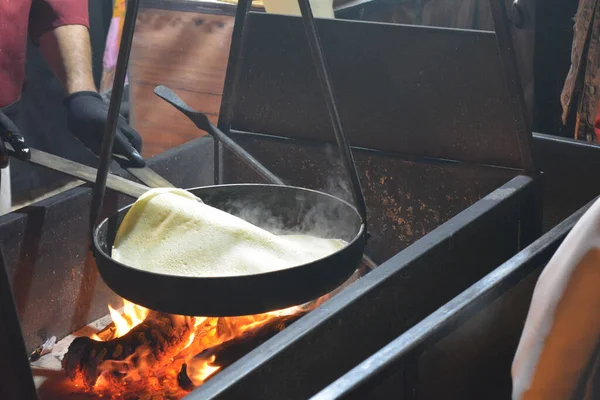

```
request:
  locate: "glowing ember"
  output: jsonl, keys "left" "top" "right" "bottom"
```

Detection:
{"left": 62, "top": 298, "right": 323, "bottom": 399}
{"left": 188, "top": 355, "right": 221, "bottom": 383}
{"left": 60, "top": 265, "right": 368, "bottom": 399}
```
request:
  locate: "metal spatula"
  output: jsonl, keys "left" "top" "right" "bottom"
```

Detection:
{"left": 7, "top": 145, "right": 149, "bottom": 198}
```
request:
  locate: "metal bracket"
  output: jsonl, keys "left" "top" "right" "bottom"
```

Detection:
{"left": 489, "top": 0, "right": 536, "bottom": 173}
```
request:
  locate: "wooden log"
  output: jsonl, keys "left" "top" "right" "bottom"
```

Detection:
{"left": 62, "top": 311, "right": 194, "bottom": 388}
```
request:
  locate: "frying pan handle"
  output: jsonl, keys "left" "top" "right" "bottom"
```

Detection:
{"left": 297, "top": 0, "right": 367, "bottom": 224}
{"left": 154, "top": 85, "right": 284, "bottom": 186}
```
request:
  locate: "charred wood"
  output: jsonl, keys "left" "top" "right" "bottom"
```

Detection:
{"left": 178, "top": 363, "right": 195, "bottom": 392}
{"left": 62, "top": 311, "right": 194, "bottom": 388}
{"left": 180, "top": 312, "right": 307, "bottom": 388}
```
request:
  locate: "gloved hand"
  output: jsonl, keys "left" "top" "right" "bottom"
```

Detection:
{"left": 0, "top": 110, "right": 30, "bottom": 169}
{"left": 64, "top": 91, "right": 145, "bottom": 168}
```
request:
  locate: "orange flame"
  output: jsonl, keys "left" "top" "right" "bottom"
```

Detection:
{"left": 109, "top": 300, "right": 149, "bottom": 338}
{"left": 188, "top": 355, "right": 221, "bottom": 383}
{"left": 71, "top": 299, "right": 325, "bottom": 399}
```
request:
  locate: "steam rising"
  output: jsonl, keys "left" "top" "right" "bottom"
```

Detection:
{"left": 219, "top": 145, "right": 362, "bottom": 243}
{"left": 222, "top": 194, "right": 359, "bottom": 243}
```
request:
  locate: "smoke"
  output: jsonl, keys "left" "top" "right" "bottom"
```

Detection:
{"left": 219, "top": 192, "right": 360, "bottom": 243}
{"left": 212, "top": 144, "right": 363, "bottom": 242}
{"left": 223, "top": 200, "right": 289, "bottom": 235}
{"left": 321, "top": 143, "right": 354, "bottom": 203}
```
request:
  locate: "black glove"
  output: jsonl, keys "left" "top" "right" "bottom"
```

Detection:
{"left": 0, "top": 110, "right": 30, "bottom": 169}
{"left": 64, "top": 91, "right": 145, "bottom": 168}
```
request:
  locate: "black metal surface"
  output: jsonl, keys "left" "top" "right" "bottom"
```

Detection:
{"left": 91, "top": 0, "right": 140, "bottom": 230}
{"left": 187, "top": 175, "right": 538, "bottom": 400}
{"left": 313, "top": 194, "right": 594, "bottom": 400}
{"left": 532, "top": 133, "right": 600, "bottom": 232}
{"left": 227, "top": 12, "right": 529, "bottom": 170}
{"left": 223, "top": 133, "right": 521, "bottom": 262}
{"left": 0, "top": 249, "right": 37, "bottom": 400}
{"left": 297, "top": 0, "right": 367, "bottom": 223}
{"left": 489, "top": 0, "right": 535, "bottom": 173}
{"left": 94, "top": 184, "right": 366, "bottom": 316}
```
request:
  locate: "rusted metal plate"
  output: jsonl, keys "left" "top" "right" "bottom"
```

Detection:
{"left": 223, "top": 133, "right": 520, "bottom": 263}
{"left": 312, "top": 194, "right": 592, "bottom": 400}
{"left": 189, "top": 175, "right": 540, "bottom": 400}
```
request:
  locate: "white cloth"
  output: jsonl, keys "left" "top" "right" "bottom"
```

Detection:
{"left": 512, "top": 197, "right": 600, "bottom": 399}
{"left": 0, "top": 165, "right": 12, "bottom": 216}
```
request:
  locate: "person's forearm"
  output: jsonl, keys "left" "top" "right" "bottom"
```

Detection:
{"left": 39, "top": 25, "right": 96, "bottom": 95}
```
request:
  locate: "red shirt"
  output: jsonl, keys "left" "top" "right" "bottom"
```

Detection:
{"left": 0, "top": 0, "right": 89, "bottom": 107}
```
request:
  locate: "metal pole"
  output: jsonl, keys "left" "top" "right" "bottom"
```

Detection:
{"left": 489, "top": 0, "right": 536, "bottom": 173}
{"left": 90, "top": 0, "right": 141, "bottom": 230}
{"left": 215, "top": 0, "right": 253, "bottom": 184}
{"left": 297, "top": 0, "right": 368, "bottom": 223}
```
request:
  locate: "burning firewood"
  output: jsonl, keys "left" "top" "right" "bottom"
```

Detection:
{"left": 177, "top": 363, "right": 195, "bottom": 391}
{"left": 179, "top": 311, "right": 307, "bottom": 389}
{"left": 62, "top": 310, "right": 194, "bottom": 388}
{"left": 57, "top": 267, "right": 370, "bottom": 397}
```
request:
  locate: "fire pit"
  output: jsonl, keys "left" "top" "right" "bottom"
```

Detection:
{"left": 311, "top": 195, "right": 599, "bottom": 400}
{"left": 32, "top": 265, "right": 369, "bottom": 399}
{"left": 0, "top": 1, "right": 549, "bottom": 399}
{"left": 0, "top": 127, "right": 538, "bottom": 400}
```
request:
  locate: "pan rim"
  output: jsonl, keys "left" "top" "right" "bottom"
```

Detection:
{"left": 93, "top": 183, "right": 367, "bottom": 281}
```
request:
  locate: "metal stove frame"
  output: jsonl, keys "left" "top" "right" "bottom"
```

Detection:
{"left": 1, "top": 0, "right": 586, "bottom": 399}
{"left": 312, "top": 195, "right": 596, "bottom": 400}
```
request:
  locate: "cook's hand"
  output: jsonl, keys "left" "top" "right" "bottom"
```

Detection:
{"left": 64, "top": 91, "right": 145, "bottom": 168}
{"left": 0, "top": 110, "right": 30, "bottom": 169}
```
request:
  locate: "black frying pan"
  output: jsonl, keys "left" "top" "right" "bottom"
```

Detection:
{"left": 92, "top": 86, "right": 368, "bottom": 316}
{"left": 93, "top": 184, "right": 366, "bottom": 316}
{"left": 91, "top": 0, "right": 369, "bottom": 316}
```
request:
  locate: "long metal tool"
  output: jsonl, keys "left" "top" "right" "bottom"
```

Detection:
{"left": 11, "top": 146, "right": 149, "bottom": 198}
{"left": 90, "top": 0, "right": 141, "bottom": 229}
{"left": 155, "top": 85, "right": 285, "bottom": 185}
{"left": 121, "top": 163, "right": 175, "bottom": 189}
